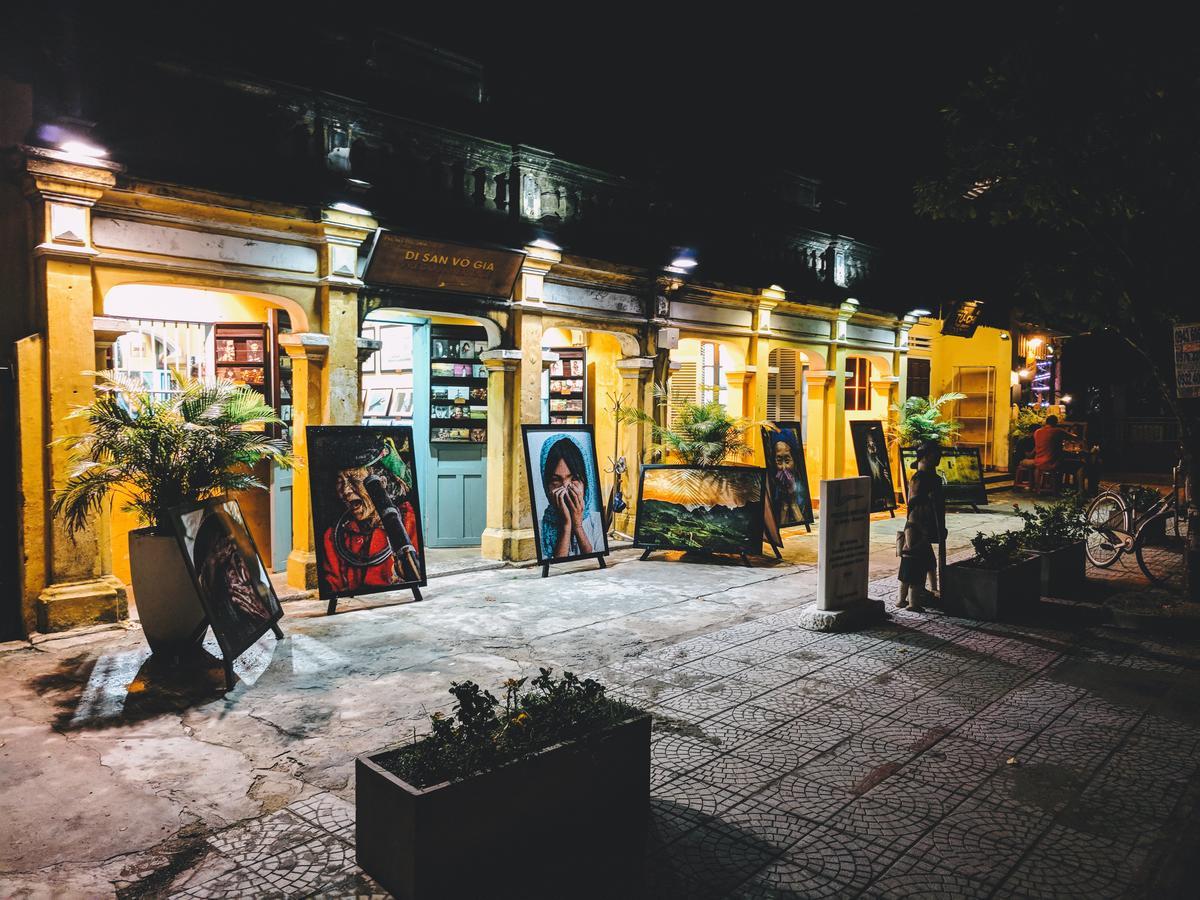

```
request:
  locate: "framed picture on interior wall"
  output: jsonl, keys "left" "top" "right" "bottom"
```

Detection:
{"left": 168, "top": 497, "right": 283, "bottom": 684}
{"left": 849, "top": 420, "right": 897, "bottom": 513}
{"left": 360, "top": 325, "right": 379, "bottom": 374}
{"left": 898, "top": 445, "right": 988, "bottom": 508}
{"left": 378, "top": 325, "right": 413, "bottom": 373}
{"left": 761, "top": 423, "right": 814, "bottom": 529}
{"left": 307, "top": 425, "right": 426, "bottom": 612}
{"left": 364, "top": 388, "right": 392, "bottom": 418}
{"left": 521, "top": 425, "right": 609, "bottom": 571}
{"left": 431, "top": 338, "right": 449, "bottom": 360}
{"left": 633, "top": 465, "right": 768, "bottom": 561}
{"left": 389, "top": 389, "right": 412, "bottom": 419}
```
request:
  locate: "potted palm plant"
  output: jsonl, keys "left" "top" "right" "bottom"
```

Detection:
{"left": 52, "top": 372, "right": 295, "bottom": 653}
{"left": 1013, "top": 496, "right": 1090, "bottom": 596}
{"left": 889, "top": 392, "right": 966, "bottom": 447}
{"left": 615, "top": 387, "right": 753, "bottom": 466}
{"left": 942, "top": 529, "right": 1042, "bottom": 620}
{"left": 356, "top": 669, "right": 649, "bottom": 899}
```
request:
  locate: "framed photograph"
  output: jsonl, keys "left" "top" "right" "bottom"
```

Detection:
{"left": 431, "top": 363, "right": 456, "bottom": 377}
{"left": 360, "top": 325, "right": 379, "bottom": 374}
{"left": 378, "top": 325, "right": 413, "bottom": 373}
{"left": 472, "top": 364, "right": 488, "bottom": 379}
{"left": 307, "top": 426, "right": 426, "bottom": 604}
{"left": 458, "top": 340, "right": 475, "bottom": 360}
{"left": 470, "top": 427, "right": 486, "bottom": 443}
{"left": 364, "top": 388, "right": 393, "bottom": 418}
{"left": 633, "top": 465, "right": 767, "bottom": 555}
{"left": 762, "top": 423, "right": 814, "bottom": 528}
{"left": 474, "top": 340, "right": 488, "bottom": 356}
{"left": 389, "top": 389, "right": 412, "bottom": 419}
{"left": 169, "top": 497, "right": 283, "bottom": 662}
{"left": 898, "top": 445, "right": 989, "bottom": 507}
{"left": 431, "top": 338, "right": 449, "bottom": 360}
{"left": 522, "top": 425, "right": 610, "bottom": 565}
{"left": 849, "top": 420, "right": 897, "bottom": 513}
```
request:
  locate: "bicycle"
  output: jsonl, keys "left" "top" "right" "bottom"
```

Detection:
{"left": 1084, "top": 462, "right": 1190, "bottom": 590}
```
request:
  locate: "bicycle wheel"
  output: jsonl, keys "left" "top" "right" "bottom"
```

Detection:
{"left": 1135, "top": 511, "right": 1188, "bottom": 591}
{"left": 1085, "top": 490, "right": 1129, "bottom": 568}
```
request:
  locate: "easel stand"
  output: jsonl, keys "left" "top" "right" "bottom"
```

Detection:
{"left": 326, "top": 583, "right": 423, "bottom": 615}
{"left": 638, "top": 547, "right": 753, "bottom": 567}
{"left": 221, "top": 622, "right": 285, "bottom": 691}
{"left": 541, "top": 553, "right": 608, "bottom": 578}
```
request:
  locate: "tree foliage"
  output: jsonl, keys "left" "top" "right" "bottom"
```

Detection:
{"left": 890, "top": 392, "right": 966, "bottom": 447}
{"left": 616, "top": 385, "right": 754, "bottom": 466}
{"left": 52, "top": 372, "right": 296, "bottom": 534}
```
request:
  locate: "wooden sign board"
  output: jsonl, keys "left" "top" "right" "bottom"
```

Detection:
{"left": 941, "top": 299, "right": 985, "bottom": 338}
{"left": 364, "top": 233, "right": 525, "bottom": 299}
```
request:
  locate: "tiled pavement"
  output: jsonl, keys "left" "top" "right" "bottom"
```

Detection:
{"left": 620, "top": 601, "right": 1200, "bottom": 899}
{"left": 152, "top": 593, "right": 1200, "bottom": 898}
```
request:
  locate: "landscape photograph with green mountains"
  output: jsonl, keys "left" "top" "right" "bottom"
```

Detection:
{"left": 634, "top": 465, "right": 765, "bottom": 553}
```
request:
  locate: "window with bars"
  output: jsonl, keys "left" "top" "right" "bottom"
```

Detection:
{"left": 698, "top": 341, "right": 728, "bottom": 407}
{"left": 844, "top": 356, "right": 871, "bottom": 411}
{"left": 906, "top": 357, "right": 931, "bottom": 401}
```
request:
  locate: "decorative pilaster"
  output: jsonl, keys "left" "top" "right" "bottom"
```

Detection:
{"left": 479, "top": 350, "right": 529, "bottom": 560}
{"left": 279, "top": 332, "right": 330, "bottom": 590}
{"left": 318, "top": 207, "right": 376, "bottom": 427}
{"left": 615, "top": 356, "right": 656, "bottom": 536}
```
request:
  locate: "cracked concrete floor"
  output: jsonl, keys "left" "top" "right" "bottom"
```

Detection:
{"left": 0, "top": 504, "right": 1045, "bottom": 897}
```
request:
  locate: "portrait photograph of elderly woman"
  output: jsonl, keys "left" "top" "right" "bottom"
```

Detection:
{"left": 522, "top": 425, "right": 609, "bottom": 566}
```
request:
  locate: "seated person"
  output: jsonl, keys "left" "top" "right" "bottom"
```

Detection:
{"left": 1029, "top": 414, "right": 1069, "bottom": 471}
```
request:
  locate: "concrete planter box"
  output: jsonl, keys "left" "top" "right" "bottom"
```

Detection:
{"left": 1031, "top": 541, "right": 1087, "bottom": 597}
{"left": 943, "top": 551, "right": 1042, "bottom": 621}
{"left": 128, "top": 528, "right": 207, "bottom": 654}
{"left": 356, "top": 713, "right": 651, "bottom": 899}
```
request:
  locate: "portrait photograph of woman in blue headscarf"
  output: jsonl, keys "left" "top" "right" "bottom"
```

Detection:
{"left": 522, "top": 425, "right": 609, "bottom": 565}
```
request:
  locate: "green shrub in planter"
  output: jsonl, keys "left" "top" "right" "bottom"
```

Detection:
{"left": 942, "top": 530, "right": 1042, "bottom": 621}
{"left": 1013, "top": 497, "right": 1090, "bottom": 596}
{"left": 356, "top": 669, "right": 650, "bottom": 899}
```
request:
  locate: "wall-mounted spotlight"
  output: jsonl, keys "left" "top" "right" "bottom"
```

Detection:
{"left": 908, "top": 307, "right": 932, "bottom": 318}
{"left": 670, "top": 255, "right": 698, "bottom": 270}
{"left": 59, "top": 140, "right": 108, "bottom": 159}
{"left": 999, "top": 331, "right": 1011, "bottom": 340}
{"left": 331, "top": 201, "right": 372, "bottom": 216}
{"left": 530, "top": 238, "right": 562, "bottom": 251}
{"left": 1018, "top": 368, "right": 1031, "bottom": 380}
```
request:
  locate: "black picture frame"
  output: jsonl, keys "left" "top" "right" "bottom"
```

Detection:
{"left": 849, "top": 420, "right": 898, "bottom": 513}
{"left": 307, "top": 425, "right": 428, "bottom": 612}
{"left": 521, "top": 424, "right": 610, "bottom": 575}
{"left": 633, "top": 464, "right": 768, "bottom": 563}
{"left": 168, "top": 496, "right": 284, "bottom": 688}
{"left": 761, "top": 422, "right": 815, "bottom": 530}
{"left": 899, "top": 445, "right": 989, "bottom": 508}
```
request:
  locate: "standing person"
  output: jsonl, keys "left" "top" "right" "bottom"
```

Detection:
{"left": 898, "top": 441, "right": 947, "bottom": 611}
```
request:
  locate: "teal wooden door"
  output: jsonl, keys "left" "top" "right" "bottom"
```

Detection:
{"left": 420, "top": 323, "right": 488, "bottom": 547}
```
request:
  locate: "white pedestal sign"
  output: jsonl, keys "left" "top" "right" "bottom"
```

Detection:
{"left": 801, "top": 476, "right": 883, "bottom": 631}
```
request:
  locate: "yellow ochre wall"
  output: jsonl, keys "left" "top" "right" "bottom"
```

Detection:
{"left": 911, "top": 320, "right": 1014, "bottom": 470}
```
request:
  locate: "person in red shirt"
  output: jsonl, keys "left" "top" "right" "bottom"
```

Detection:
{"left": 321, "top": 441, "right": 420, "bottom": 595}
{"left": 1031, "top": 414, "right": 1069, "bottom": 470}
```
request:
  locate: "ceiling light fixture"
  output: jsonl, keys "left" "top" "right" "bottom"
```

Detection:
{"left": 331, "top": 201, "right": 371, "bottom": 216}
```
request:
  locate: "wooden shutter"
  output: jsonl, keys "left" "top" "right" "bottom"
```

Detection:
{"left": 668, "top": 362, "right": 698, "bottom": 427}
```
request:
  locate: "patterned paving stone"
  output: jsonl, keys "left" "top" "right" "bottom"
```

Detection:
{"left": 731, "top": 735, "right": 824, "bottom": 773}
{"left": 970, "top": 764, "right": 1081, "bottom": 817}
{"left": 707, "top": 701, "right": 795, "bottom": 732}
{"left": 717, "top": 645, "right": 786, "bottom": 667}
{"left": 952, "top": 716, "right": 1040, "bottom": 754}
{"left": 751, "top": 687, "right": 836, "bottom": 719}
{"left": 907, "top": 820, "right": 1024, "bottom": 885}
{"left": 205, "top": 809, "right": 325, "bottom": 868}
{"left": 747, "top": 629, "right": 826, "bottom": 656}
{"left": 651, "top": 733, "right": 727, "bottom": 778}
{"left": 287, "top": 792, "right": 356, "bottom": 843}
{"left": 786, "top": 823, "right": 902, "bottom": 892}
{"left": 650, "top": 820, "right": 781, "bottom": 900}
{"left": 863, "top": 774, "right": 967, "bottom": 822}
{"left": 795, "top": 747, "right": 903, "bottom": 796}
{"left": 653, "top": 774, "right": 754, "bottom": 820}
{"left": 257, "top": 837, "right": 356, "bottom": 896}
{"left": 175, "top": 867, "right": 285, "bottom": 899}
{"left": 719, "top": 798, "right": 822, "bottom": 854}
{"left": 688, "top": 750, "right": 791, "bottom": 795}
{"left": 752, "top": 773, "right": 856, "bottom": 823}
{"left": 828, "top": 795, "right": 941, "bottom": 853}
{"left": 1001, "top": 845, "right": 1135, "bottom": 899}
{"left": 766, "top": 717, "right": 853, "bottom": 753}
{"left": 861, "top": 672, "right": 934, "bottom": 704}
{"left": 674, "top": 655, "right": 755, "bottom": 679}
{"left": 655, "top": 687, "right": 743, "bottom": 721}
{"left": 809, "top": 665, "right": 878, "bottom": 690}
{"left": 898, "top": 736, "right": 1010, "bottom": 794}
{"left": 687, "top": 715, "right": 763, "bottom": 753}
{"left": 801, "top": 703, "right": 885, "bottom": 735}
{"left": 836, "top": 686, "right": 912, "bottom": 719}
{"left": 1079, "top": 772, "right": 1186, "bottom": 822}
{"left": 866, "top": 854, "right": 995, "bottom": 899}
{"left": 305, "top": 869, "right": 389, "bottom": 899}
{"left": 856, "top": 720, "right": 949, "bottom": 755}
{"left": 727, "top": 666, "right": 801, "bottom": 692}
{"left": 730, "top": 855, "right": 844, "bottom": 899}
{"left": 1134, "top": 712, "right": 1200, "bottom": 749}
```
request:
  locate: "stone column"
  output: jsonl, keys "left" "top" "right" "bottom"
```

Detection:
{"left": 829, "top": 302, "right": 857, "bottom": 478}
{"left": 23, "top": 149, "right": 127, "bottom": 632}
{"left": 480, "top": 350, "right": 525, "bottom": 559}
{"left": 318, "top": 209, "right": 375, "bottom": 426}
{"left": 279, "top": 332, "right": 330, "bottom": 590}
{"left": 752, "top": 293, "right": 780, "bottom": 426}
{"left": 615, "top": 356, "right": 655, "bottom": 536}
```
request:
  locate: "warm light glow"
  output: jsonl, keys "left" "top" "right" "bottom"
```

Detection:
{"left": 908, "top": 308, "right": 932, "bottom": 317}
{"left": 1018, "top": 368, "right": 1031, "bottom": 380}
{"left": 1000, "top": 331, "right": 1011, "bottom": 340}
{"left": 844, "top": 297, "right": 860, "bottom": 306}
{"left": 530, "top": 238, "right": 562, "bottom": 251}
{"left": 59, "top": 140, "right": 107, "bottom": 158}
{"left": 1061, "top": 394, "right": 1073, "bottom": 404}
{"left": 1027, "top": 337, "right": 1043, "bottom": 349}
{"left": 670, "top": 256, "right": 698, "bottom": 270}
{"left": 331, "top": 201, "right": 371, "bottom": 215}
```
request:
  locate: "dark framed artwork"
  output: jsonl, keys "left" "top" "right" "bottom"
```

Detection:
{"left": 307, "top": 426, "right": 427, "bottom": 612}
{"left": 169, "top": 497, "right": 283, "bottom": 673}
{"left": 521, "top": 425, "right": 609, "bottom": 570}
{"left": 761, "top": 423, "right": 814, "bottom": 528}
{"left": 899, "top": 445, "right": 989, "bottom": 507}
{"left": 633, "top": 465, "right": 767, "bottom": 556}
{"left": 849, "top": 420, "right": 897, "bottom": 513}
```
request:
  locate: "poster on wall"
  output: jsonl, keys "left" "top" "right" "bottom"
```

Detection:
{"left": 899, "top": 445, "right": 989, "bottom": 507}
{"left": 761, "top": 423, "right": 814, "bottom": 529}
{"left": 378, "top": 325, "right": 413, "bottom": 372}
{"left": 521, "top": 425, "right": 609, "bottom": 573}
{"left": 634, "top": 465, "right": 766, "bottom": 561}
{"left": 169, "top": 497, "right": 284, "bottom": 687}
{"left": 307, "top": 426, "right": 427, "bottom": 612}
{"left": 849, "top": 420, "right": 897, "bottom": 513}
